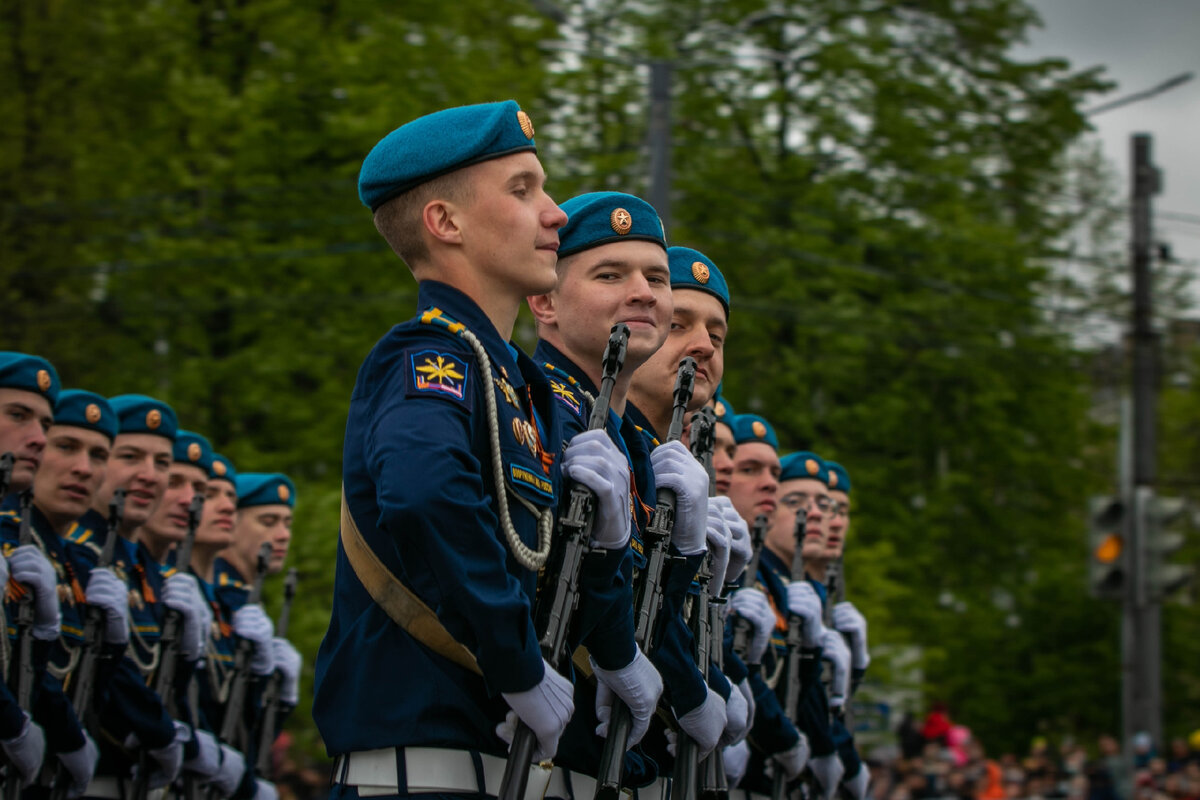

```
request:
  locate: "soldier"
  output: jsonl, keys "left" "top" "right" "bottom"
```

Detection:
{"left": 139, "top": 430, "right": 213, "bottom": 566}
{"left": 0, "top": 352, "right": 59, "bottom": 496}
{"left": 314, "top": 101, "right": 632, "bottom": 799}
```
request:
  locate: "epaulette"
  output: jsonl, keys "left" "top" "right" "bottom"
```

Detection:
{"left": 418, "top": 307, "right": 471, "bottom": 336}
{"left": 542, "top": 362, "right": 595, "bottom": 420}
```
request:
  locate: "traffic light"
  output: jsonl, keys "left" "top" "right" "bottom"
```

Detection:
{"left": 1142, "top": 494, "right": 1195, "bottom": 601}
{"left": 1089, "top": 495, "right": 1126, "bottom": 600}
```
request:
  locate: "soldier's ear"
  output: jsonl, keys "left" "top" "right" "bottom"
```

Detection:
{"left": 526, "top": 292, "right": 557, "bottom": 327}
{"left": 422, "top": 198, "right": 464, "bottom": 246}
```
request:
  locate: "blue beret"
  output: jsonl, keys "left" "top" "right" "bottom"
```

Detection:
{"left": 209, "top": 453, "right": 237, "bottom": 484}
{"left": 712, "top": 392, "right": 736, "bottom": 425}
{"left": 668, "top": 246, "right": 730, "bottom": 317}
{"left": 780, "top": 451, "right": 829, "bottom": 485}
{"left": 236, "top": 473, "right": 295, "bottom": 509}
{"left": 825, "top": 461, "right": 851, "bottom": 494}
{"left": 108, "top": 395, "right": 178, "bottom": 441}
{"left": 53, "top": 390, "right": 118, "bottom": 441}
{"left": 173, "top": 430, "right": 213, "bottom": 472}
{"left": 359, "top": 100, "right": 538, "bottom": 211}
{"left": 0, "top": 352, "right": 60, "bottom": 406}
{"left": 731, "top": 414, "right": 778, "bottom": 451}
{"left": 558, "top": 192, "right": 666, "bottom": 258}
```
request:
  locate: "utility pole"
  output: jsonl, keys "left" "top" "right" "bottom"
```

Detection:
{"left": 647, "top": 60, "right": 673, "bottom": 233}
{"left": 1124, "top": 132, "right": 1162, "bottom": 753}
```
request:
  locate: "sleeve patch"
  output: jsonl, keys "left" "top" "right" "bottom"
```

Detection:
{"left": 407, "top": 349, "right": 471, "bottom": 402}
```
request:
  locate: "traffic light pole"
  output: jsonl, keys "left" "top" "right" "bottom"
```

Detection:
{"left": 1124, "top": 132, "right": 1161, "bottom": 752}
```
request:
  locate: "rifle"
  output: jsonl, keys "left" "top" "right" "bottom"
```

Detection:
{"left": 0, "top": 453, "right": 14, "bottom": 498}
{"left": 498, "top": 324, "right": 629, "bottom": 800}
{"left": 822, "top": 558, "right": 843, "bottom": 727}
{"left": 255, "top": 568, "right": 298, "bottom": 776}
{"left": 770, "top": 512, "right": 811, "bottom": 800}
{"left": 48, "top": 490, "right": 126, "bottom": 800}
{"left": 130, "top": 494, "right": 205, "bottom": 800}
{"left": 730, "top": 514, "right": 769, "bottom": 658}
{"left": 5, "top": 490, "right": 36, "bottom": 800}
{"left": 218, "top": 543, "right": 272, "bottom": 752}
{"left": 593, "top": 358, "right": 695, "bottom": 800}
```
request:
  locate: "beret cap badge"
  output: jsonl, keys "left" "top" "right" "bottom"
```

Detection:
{"left": 37, "top": 370, "right": 51, "bottom": 392}
{"left": 806, "top": 458, "right": 819, "bottom": 476}
{"left": 692, "top": 262, "right": 710, "bottom": 284}
{"left": 610, "top": 208, "right": 633, "bottom": 235}
{"left": 85, "top": 404, "right": 102, "bottom": 424}
{"left": 187, "top": 442, "right": 202, "bottom": 462}
{"left": 829, "top": 472, "right": 839, "bottom": 488}
{"left": 213, "top": 460, "right": 227, "bottom": 476}
{"left": 146, "top": 409, "right": 162, "bottom": 430}
{"left": 752, "top": 420, "right": 767, "bottom": 438}
{"left": 278, "top": 484, "right": 290, "bottom": 502}
{"left": 517, "top": 109, "right": 535, "bottom": 139}
{"left": 715, "top": 401, "right": 726, "bottom": 417}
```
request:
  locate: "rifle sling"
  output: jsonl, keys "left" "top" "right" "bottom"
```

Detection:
{"left": 339, "top": 487, "right": 482, "bottom": 676}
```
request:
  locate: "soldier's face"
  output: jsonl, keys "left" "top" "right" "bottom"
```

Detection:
{"left": 727, "top": 442, "right": 779, "bottom": 524}
{"left": 771, "top": 478, "right": 831, "bottom": 564}
{"left": 459, "top": 153, "right": 566, "bottom": 298}
{"left": 629, "top": 289, "right": 726, "bottom": 414}
{"left": 531, "top": 241, "right": 672, "bottom": 369}
{"left": 234, "top": 504, "right": 292, "bottom": 574}
{"left": 95, "top": 433, "right": 172, "bottom": 529}
{"left": 0, "top": 388, "right": 53, "bottom": 493}
{"left": 712, "top": 421, "right": 736, "bottom": 496}
{"left": 143, "top": 463, "right": 208, "bottom": 544}
{"left": 824, "top": 489, "right": 849, "bottom": 559}
{"left": 33, "top": 426, "right": 110, "bottom": 526}
{"left": 197, "top": 480, "right": 237, "bottom": 548}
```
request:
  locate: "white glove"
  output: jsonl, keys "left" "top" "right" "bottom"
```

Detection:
{"left": 272, "top": 638, "right": 302, "bottom": 705}
{"left": 212, "top": 744, "right": 248, "bottom": 797}
{"left": 820, "top": 629, "right": 851, "bottom": 708}
{"left": 784, "top": 581, "right": 825, "bottom": 647}
{"left": 704, "top": 503, "right": 731, "bottom": 597}
{"left": 810, "top": 753, "right": 846, "bottom": 800}
{"left": 57, "top": 731, "right": 99, "bottom": 798}
{"left": 232, "top": 605, "right": 275, "bottom": 676}
{"left": 833, "top": 602, "right": 870, "bottom": 670}
{"left": 85, "top": 568, "right": 130, "bottom": 645}
{"left": 724, "top": 740, "right": 751, "bottom": 788}
{"left": 561, "top": 430, "right": 631, "bottom": 550}
{"left": 162, "top": 573, "right": 207, "bottom": 661}
{"left": 649, "top": 441, "right": 709, "bottom": 556}
{"left": 719, "top": 498, "right": 752, "bottom": 586}
{"left": 591, "top": 648, "right": 662, "bottom": 747}
{"left": 730, "top": 588, "right": 775, "bottom": 664}
{"left": 9, "top": 545, "right": 61, "bottom": 640}
{"left": 736, "top": 679, "right": 756, "bottom": 735}
{"left": 184, "top": 728, "right": 222, "bottom": 780}
{"left": 845, "top": 763, "right": 871, "bottom": 800}
{"left": 719, "top": 679, "right": 751, "bottom": 746}
{"left": 773, "top": 734, "right": 811, "bottom": 781}
{"left": 0, "top": 713, "right": 46, "bottom": 786}
{"left": 252, "top": 779, "right": 278, "bottom": 800}
{"left": 143, "top": 720, "right": 187, "bottom": 789}
{"left": 498, "top": 658, "right": 574, "bottom": 762}
{"left": 675, "top": 686, "right": 725, "bottom": 758}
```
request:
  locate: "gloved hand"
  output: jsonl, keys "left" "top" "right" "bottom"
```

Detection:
{"left": 820, "top": 629, "right": 851, "bottom": 708}
{"left": 9, "top": 544, "right": 61, "bottom": 640}
{"left": 718, "top": 498, "right": 752, "bottom": 585}
{"left": 144, "top": 720, "right": 188, "bottom": 789}
{"left": 810, "top": 753, "right": 846, "bottom": 800}
{"left": 736, "top": 679, "right": 756, "bottom": 735}
{"left": 724, "top": 740, "right": 751, "bottom": 788}
{"left": 0, "top": 713, "right": 46, "bottom": 786}
{"left": 212, "top": 744, "right": 248, "bottom": 797}
{"left": 845, "top": 763, "right": 871, "bottom": 800}
{"left": 498, "top": 658, "right": 574, "bottom": 762}
{"left": 85, "top": 568, "right": 130, "bottom": 645}
{"left": 649, "top": 441, "right": 708, "bottom": 556}
{"left": 833, "top": 601, "right": 870, "bottom": 670}
{"left": 232, "top": 605, "right": 275, "bottom": 675}
{"left": 719, "top": 677, "right": 751, "bottom": 746}
{"left": 561, "top": 430, "right": 631, "bottom": 551}
{"left": 784, "top": 581, "right": 825, "bottom": 647}
{"left": 674, "top": 686, "right": 725, "bottom": 758}
{"left": 730, "top": 588, "right": 775, "bottom": 664}
{"left": 57, "top": 731, "right": 99, "bottom": 798}
{"left": 592, "top": 648, "right": 662, "bottom": 747}
{"left": 704, "top": 503, "right": 730, "bottom": 597}
{"left": 772, "top": 734, "right": 811, "bottom": 781}
{"left": 272, "top": 637, "right": 302, "bottom": 705}
{"left": 253, "top": 780, "right": 279, "bottom": 800}
{"left": 162, "top": 573, "right": 207, "bottom": 661}
{"left": 184, "top": 728, "right": 222, "bottom": 780}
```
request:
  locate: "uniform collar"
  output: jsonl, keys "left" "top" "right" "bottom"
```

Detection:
{"left": 534, "top": 340, "right": 600, "bottom": 399}
{"left": 624, "top": 402, "right": 659, "bottom": 444}
{"left": 417, "top": 280, "right": 524, "bottom": 389}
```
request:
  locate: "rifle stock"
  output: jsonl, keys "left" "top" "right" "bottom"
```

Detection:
{"left": 256, "top": 568, "right": 299, "bottom": 776}
{"left": 770, "top": 513, "right": 810, "bottom": 800}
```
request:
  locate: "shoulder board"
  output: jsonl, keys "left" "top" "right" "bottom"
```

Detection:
{"left": 418, "top": 307, "right": 470, "bottom": 336}
{"left": 634, "top": 425, "right": 661, "bottom": 449}
{"left": 162, "top": 566, "right": 178, "bottom": 578}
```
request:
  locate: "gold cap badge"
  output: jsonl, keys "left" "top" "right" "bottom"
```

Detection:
{"left": 37, "top": 370, "right": 51, "bottom": 392}
{"left": 715, "top": 401, "right": 726, "bottom": 417}
{"left": 277, "top": 484, "right": 290, "bottom": 502}
{"left": 213, "top": 460, "right": 227, "bottom": 477}
{"left": 829, "top": 473, "right": 839, "bottom": 488}
{"left": 146, "top": 409, "right": 162, "bottom": 430}
{"left": 752, "top": 420, "right": 767, "bottom": 438}
{"left": 692, "top": 261, "right": 710, "bottom": 284}
{"left": 85, "top": 404, "right": 102, "bottom": 424}
{"left": 187, "top": 442, "right": 201, "bottom": 462}
{"left": 805, "top": 459, "right": 819, "bottom": 476}
{"left": 517, "top": 109, "right": 535, "bottom": 140}
{"left": 610, "top": 208, "right": 633, "bottom": 235}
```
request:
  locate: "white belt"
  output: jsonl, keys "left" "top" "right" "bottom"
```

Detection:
{"left": 82, "top": 777, "right": 123, "bottom": 800}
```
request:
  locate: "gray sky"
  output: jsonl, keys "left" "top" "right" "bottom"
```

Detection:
{"left": 1018, "top": 0, "right": 1200, "bottom": 274}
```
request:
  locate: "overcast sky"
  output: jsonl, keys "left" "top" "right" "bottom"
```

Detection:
{"left": 1018, "top": 0, "right": 1200, "bottom": 273}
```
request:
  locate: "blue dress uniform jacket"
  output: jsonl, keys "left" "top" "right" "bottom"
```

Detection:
{"left": 314, "top": 281, "right": 564, "bottom": 758}
{"left": 212, "top": 557, "right": 250, "bottom": 614}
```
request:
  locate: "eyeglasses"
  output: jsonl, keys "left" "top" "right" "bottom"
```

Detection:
{"left": 830, "top": 502, "right": 850, "bottom": 519}
{"left": 779, "top": 492, "right": 832, "bottom": 513}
